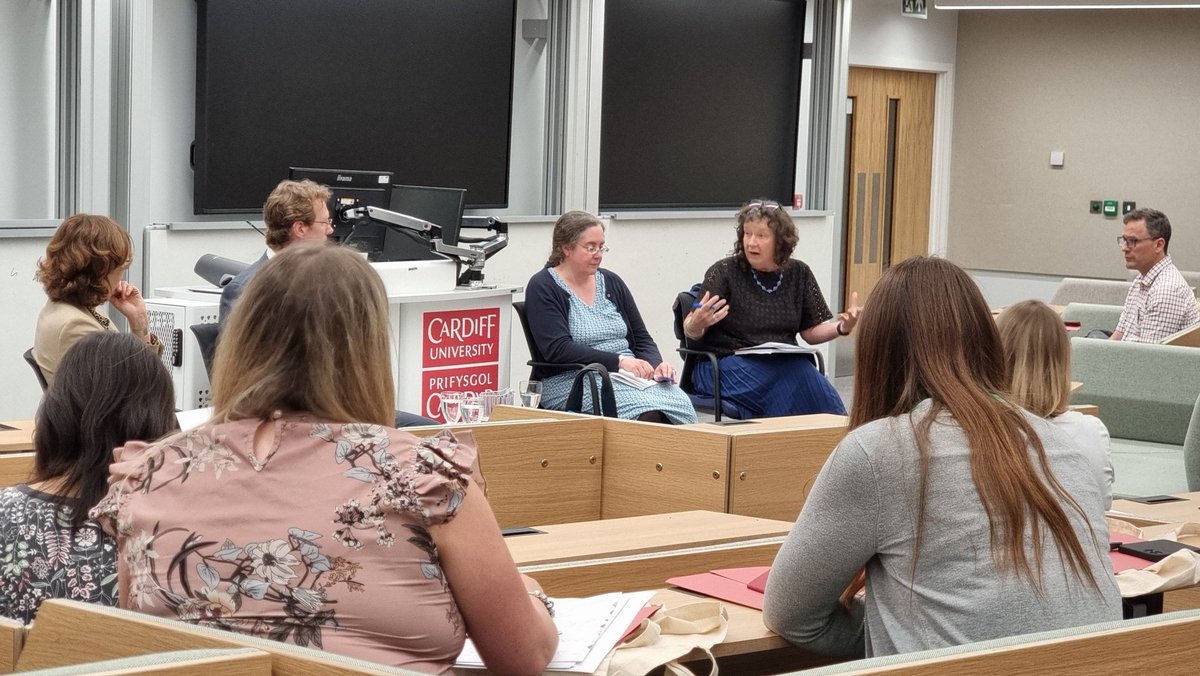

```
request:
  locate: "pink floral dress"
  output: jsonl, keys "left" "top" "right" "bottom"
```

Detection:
{"left": 91, "top": 414, "right": 478, "bottom": 674}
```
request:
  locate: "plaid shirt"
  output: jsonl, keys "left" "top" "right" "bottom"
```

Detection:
{"left": 1115, "top": 256, "right": 1200, "bottom": 343}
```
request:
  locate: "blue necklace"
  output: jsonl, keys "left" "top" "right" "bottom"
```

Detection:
{"left": 750, "top": 268, "right": 783, "bottom": 294}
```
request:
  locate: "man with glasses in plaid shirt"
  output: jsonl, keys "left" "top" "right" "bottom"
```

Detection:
{"left": 1110, "top": 208, "right": 1199, "bottom": 343}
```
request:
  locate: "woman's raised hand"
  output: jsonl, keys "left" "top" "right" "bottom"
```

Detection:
{"left": 837, "top": 291, "right": 861, "bottom": 335}
{"left": 109, "top": 280, "right": 151, "bottom": 335}
{"left": 684, "top": 291, "right": 729, "bottom": 339}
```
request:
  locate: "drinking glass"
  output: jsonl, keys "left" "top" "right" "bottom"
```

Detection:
{"left": 439, "top": 391, "right": 463, "bottom": 424}
{"left": 459, "top": 394, "right": 483, "bottom": 424}
{"left": 478, "top": 390, "right": 503, "bottom": 422}
{"left": 519, "top": 380, "right": 542, "bottom": 409}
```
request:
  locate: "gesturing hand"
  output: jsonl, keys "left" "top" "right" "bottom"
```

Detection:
{"left": 684, "top": 291, "right": 729, "bottom": 338}
{"left": 837, "top": 291, "right": 861, "bottom": 335}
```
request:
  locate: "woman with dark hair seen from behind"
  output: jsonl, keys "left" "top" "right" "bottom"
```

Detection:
{"left": 763, "top": 256, "right": 1120, "bottom": 658}
{"left": 0, "top": 332, "right": 177, "bottom": 623}
{"left": 93, "top": 243, "right": 558, "bottom": 674}
{"left": 683, "top": 199, "right": 857, "bottom": 419}
{"left": 34, "top": 213, "right": 162, "bottom": 385}
{"left": 998, "top": 300, "right": 1114, "bottom": 509}
{"left": 525, "top": 210, "right": 697, "bottom": 423}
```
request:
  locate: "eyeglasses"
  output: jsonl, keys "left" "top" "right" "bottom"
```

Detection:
{"left": 579, "top": 244, "right": 609, "bottom": 254}
{"left": 1117, "top": 235, "right": 1157, "bottom": 249}
{"left": 746, "top": 200, "right": 781, "bottom": 210}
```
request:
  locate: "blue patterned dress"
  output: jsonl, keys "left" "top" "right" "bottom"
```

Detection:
{"left": 540, "top": 270, "right": 697, "bottom": 423}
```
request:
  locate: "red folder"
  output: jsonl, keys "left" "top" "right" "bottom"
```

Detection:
{"left": 666, "top": 566, "right": 771, "bottom": 610}
{"left": 1109, "top": 531, "right": 1153, "bottom": 573}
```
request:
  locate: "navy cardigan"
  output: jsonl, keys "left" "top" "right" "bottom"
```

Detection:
{"left": 523, "top": 267, "right": 663, "bottom": 382}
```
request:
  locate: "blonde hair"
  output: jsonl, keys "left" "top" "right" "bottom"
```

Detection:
{"left": 212, "top": 243, "right": 394, "bottom": 426}
{"left": 996, "top": 300, "right": 1071, "bottom": 418}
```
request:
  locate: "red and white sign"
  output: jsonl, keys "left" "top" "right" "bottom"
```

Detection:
{"left": 422, "top": 364, "right": 500, "bottom": 421}
{"left": 421, "top": 307, "right": 502, "bottom": 420}
{"left": 423, "top": 307, "right": 501, "bottom": 368}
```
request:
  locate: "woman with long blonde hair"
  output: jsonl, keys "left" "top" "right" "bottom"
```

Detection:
{"left": 94, "top": 243, "right": 557, "bottom": 674}
{"left": 763, "top": 257, "right": 1120, "bottom": 658}
{"left": 998, "top": 299, "right": 1113, "bottom": 508}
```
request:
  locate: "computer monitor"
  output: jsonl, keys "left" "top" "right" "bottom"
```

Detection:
{"left": 287, "top": 167, "right": 394, "bottom": 239}
{"left": 348, "top": 184, "right": 468, "bottom": 263}
{"left": 389, "top": 184, "right": 467, "bottom": 247}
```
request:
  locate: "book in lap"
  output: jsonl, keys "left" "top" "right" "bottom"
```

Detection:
{"left": 734, "top": 341, "right": 818, "bottom": 356}
{"left": 612, "top": 369, "right": 658, "bottom": 390}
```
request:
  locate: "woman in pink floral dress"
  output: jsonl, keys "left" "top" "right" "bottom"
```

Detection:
{"left": 93, "top": 243, "right": 558, "bottom": 675}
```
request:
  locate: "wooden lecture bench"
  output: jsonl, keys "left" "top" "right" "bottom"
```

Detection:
{"left": 508, "top": 510, "right": 791, "bottom": 597}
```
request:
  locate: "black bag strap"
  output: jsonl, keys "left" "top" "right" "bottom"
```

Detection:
{"left": 565, "top": 363, "right": 618, "bottom": 418}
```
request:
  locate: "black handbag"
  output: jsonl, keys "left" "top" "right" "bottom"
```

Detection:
{"left": 565, "top": 363, "right": 618, "bottom": 417}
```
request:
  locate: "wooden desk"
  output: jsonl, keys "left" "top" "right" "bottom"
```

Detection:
{"left": 410, "top": 417, "right": 605, "bottom": 528}
{"left": 0, "top": 420, "right": 35, "bottom": 454}
{"left": 1110, "top": 491, "right": 1200, "bottom": 526}
{"left": 1109, "top": 494, "right": 1200, "bottom": 613}
{"left": 511, "top": 511, "right": 791, "bottom": 597}
{"left": 686, "top": 414, "right": 849, "bottom": 521}
{"left": 1163, "top": 322, "right": 1200, "bottom": 347}
{"left": 0, "top": 452, "right": 35, "bottom": 488}
{"left": 488, "top": 408, "right": 848, "bottom": 523}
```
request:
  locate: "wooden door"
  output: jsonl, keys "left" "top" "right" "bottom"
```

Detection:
{"left": 843, "top": 67, "right": 935, "bottom": 307}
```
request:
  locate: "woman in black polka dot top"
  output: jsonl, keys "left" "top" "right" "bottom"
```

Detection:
{"left": 681, "top": 199, "right": 859, "bottom": 419}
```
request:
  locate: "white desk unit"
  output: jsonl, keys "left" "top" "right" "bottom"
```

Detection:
{"left": 155, "top": 277, "right": 521, "bottom": 421}
{"left": 384, "top": 283, "right": 521, "bottom": 420}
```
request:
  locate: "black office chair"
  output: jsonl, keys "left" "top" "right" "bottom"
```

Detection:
{"left": 671, "top": 290, "right": 738, "bottom": 422}
{"left": 512, "top": 301, "right": 615, "bottom": 417}
{"left": 23, "top": 348, "right": 49, "bottom": 392}
{"left": 671, "top": 287, "right": 826, "bottom": 422}
{"left": 189, "top": 323, "right": 220, "bottom": 380}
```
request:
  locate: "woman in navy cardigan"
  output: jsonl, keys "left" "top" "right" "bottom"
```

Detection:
{"left": 524, "top": 211, "right": 696, "bottom": 423}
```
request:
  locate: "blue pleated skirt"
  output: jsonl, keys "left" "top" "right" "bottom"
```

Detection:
{"left": 691, "top": 353, "right": 845, "bottom": 419}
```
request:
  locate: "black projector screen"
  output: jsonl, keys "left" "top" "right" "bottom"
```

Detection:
{"left": 194, "top": 0, "right": 516, "bottom": 213}
{"left": 599, "top": 0, "right": 806, "bottom": 209}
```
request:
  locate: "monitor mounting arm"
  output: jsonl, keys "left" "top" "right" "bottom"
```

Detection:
{"left": 360, "top": 206, "right": 508, "bottom": 286}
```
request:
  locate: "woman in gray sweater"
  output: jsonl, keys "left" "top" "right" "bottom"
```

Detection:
{"left": 762, "top": 256, "right": 1121, "bottom": 658}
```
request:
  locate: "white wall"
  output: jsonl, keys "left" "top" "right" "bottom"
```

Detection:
{"left": 849, "top": 1, "right": 958, "bottom": 69}
{"left": 948, "top": 9, "right": 1200, "bottom": 279}
{"left": 0, "top": 0, "right": 56, "bottom": 219}
{"left": 1, "top": 232, "right": 59, "bottom": 420}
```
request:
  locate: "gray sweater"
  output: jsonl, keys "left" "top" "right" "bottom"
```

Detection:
{"left": 762, "top": 402, "right": 1123, "bottom": 658}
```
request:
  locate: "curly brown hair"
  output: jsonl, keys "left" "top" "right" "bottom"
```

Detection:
{"left": 733, "top": 199, "right": 798, "bottom": 267}
{"left": 263, "top": 179, "right": 333, "bottom": 249}
{"left": 37, "top": 213, "right": 132, "bottom": 307}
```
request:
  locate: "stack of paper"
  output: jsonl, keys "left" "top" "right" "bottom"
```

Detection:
{"left": 454, "top": 590, "right": 656, "bottom": 673}
{"left": 734, "top": 342, "right": 817, "bottom": 356}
